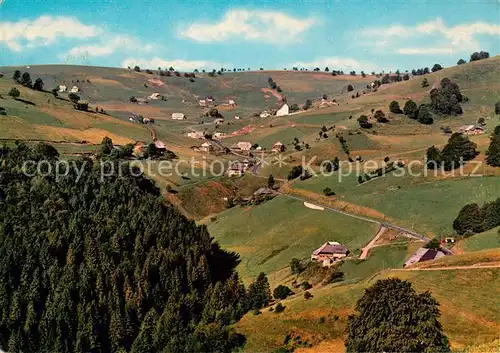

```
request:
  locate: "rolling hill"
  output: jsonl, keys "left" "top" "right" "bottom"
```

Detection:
{"left": 1, "top": 57, "right": 500, "bottom": 352}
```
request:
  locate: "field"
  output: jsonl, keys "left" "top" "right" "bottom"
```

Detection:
{"left": 209, "top": 196, "right": 379, "bottom": 280}
{"left": 457, "top": 227, "right": 500, "bottom": 253}
{"left": 236, "top": 266, "right": 500, "bottom": 353}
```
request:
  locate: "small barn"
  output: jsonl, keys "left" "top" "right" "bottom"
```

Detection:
{"left": 171, "top": 113, "right": 186, "bottom": 120}
{"left": 272, "top": 141, "right": 285, "bottom": 153}
{"left": 404, "top": 247, "right": 446, "bottom": 267}
{"left": 232, "top": 141, "right": 252, "bottom": 151}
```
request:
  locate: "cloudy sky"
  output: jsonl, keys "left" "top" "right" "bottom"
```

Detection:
{"left": 0, "top": 0, "right": 499, "bottom": 71}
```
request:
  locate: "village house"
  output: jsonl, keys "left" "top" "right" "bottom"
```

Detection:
{"left": 276, "top": 103, "right": 289, "bottom": 116}
{"left": 171, "top": 113, "right": 186, "bottom": 120}
{"left": 199, "top": 141, "right": 214, "bottom": 153}
{"left": 272, "top": 141, "right": 285, "bottom": 153}
{"left": 70, "top": 86, "right": 79, "bottom": 93}
{"left": 234, "top": 116, "right": 241, "bottom": 120}
{"left": 213, "top": 132, "right": 226, "bottom": 140}
{"left": 148, "top": 93, "right": 162, "bottom": 100}
{"left": 214, "top": 118, "right": 225, "bottom": 125}
{"left": 232, "top": 141, "right": 252, "bottom": 151}
{"left": 228, "top": 99, "right": 236, "bottom": 106}
{"left": 58, "top": 85, "right": 67, "bottom": 92}
{"left": 227, "top": 163, "right": 246, "bottom": 177}
{"left": 187, "top": 131, "right": 204, "bottom": 139}
{"left": 457, "top": 124, "right": 484, "bottom": 135}
{"left": 154, "top": 140, "right": 166, "bottom": 153}
{"left": 404, "top": 247, "right": 446, "bottom": 267}
{"left": 241, "top": 159, "right": 253, "bottom": 168}
{"left": 260, "top": 111, "right": 271, "bottom": 118}
{"left": 311, "top": 241, "right": 349, "bottom": 267}
{"left": 199, "top": 99, "right": 206, "bottom": 107}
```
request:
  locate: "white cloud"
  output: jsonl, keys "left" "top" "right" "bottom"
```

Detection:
{"left": 361, "top": 17, "right": 500, "bottom": 55}
{"left": 67, "top": 35, "right": 154, "bottom": 57}
{"left": 121, "top": 57, "right": 227, "bottom": 71}
{"left": 288, "top": 57, "right": 378, "bottom": 71}
{"left": 0, "top": 15, "right": 101, "bottom": 51}
{"left": 397, "top": 47, "right": 455, "bottom": 55}
{"left": 180, "top": 9, "right": 316, "bottom": 44}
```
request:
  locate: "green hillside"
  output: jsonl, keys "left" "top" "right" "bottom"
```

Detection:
{"left": 237, "top": 266, "right": 500, "bottom": 353}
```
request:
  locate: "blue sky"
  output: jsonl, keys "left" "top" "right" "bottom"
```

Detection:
{"left": 1, "top": 0, "right": 499, "bottom": 71}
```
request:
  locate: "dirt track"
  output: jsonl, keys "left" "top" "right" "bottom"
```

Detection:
{"left": 359, "top": 226, "right": 387, "bottom": 259}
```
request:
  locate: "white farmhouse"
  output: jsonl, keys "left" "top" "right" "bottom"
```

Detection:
{"left": 70, "top": 86, "right": 79, "bottom": 93}
{"left": 58, "top": 85, "right": 67, "bottom": 92}
{"left": 232, "top": 141, "right": 252, "bottom": 151}
{"left": 171, "top": 113, "right": 186, "bottom": 120}
{"left": 276, "top": 104, "right": 289, "bottom": 116}
{"left": 187, "top": 131, "right": 204, "bottom": 139}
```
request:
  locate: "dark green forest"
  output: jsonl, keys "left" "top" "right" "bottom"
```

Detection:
{"left": 0, "top": 142, "right": 247, "bottom": 352}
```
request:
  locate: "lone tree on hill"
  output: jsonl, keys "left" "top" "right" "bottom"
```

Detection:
{"left": 417, "top": 104, "right": 434, "bottom": 125}
{"left": 440, "top": 132, "right": 479, "bottom": 170}
{"left": 426, "top": 145, "right": 442, "bottom": 169}
{"left": 247, "top": 272, "right": 272, "bottom": 310}
{"left": 20, "top": 72, "right": 32, "bottom": 87}
{"left": 470, "top": 51, "right": 489, "bottom": 61}
{"left": 273, "top": 285, "right": 293, "bottom": 300}
{"left": 431, "top": 63, "right": 443, "bottom": 72}
{"left": 457, "top": 58, "right": 466, "bottom": 65}
{"left": 430, "top": 78, "right": 463, "bottom": 115}
{"left": 389, "top": 101, "right": 402, "bottom": 114}
{"left": 403, "top": 99, "right": 419, "bottom": 119}
{"left": 8, "top": 87, "right": 20, "bottom": 99}
{"left": 374, "top": 110, "right": 388, "bottom": 123}
{"left": 12, "top": 70, "right": 21, "bottom": 81}
{"left": 357, "top": 115, "right": 372, "bottom": 128}
{"left": 345, "top": 278, "right": 450, "bottom": 353}
{"left": 267, "top": 174, "right": 275, "bottom": 188}
{"left": 68, "top": 92, "right": 80, "bottom": 103}
{"left": 33, "top": 78, "right": 44, "bottom": 91}
{"left": 486, "top": 126, "right": 500, "bottom": 167}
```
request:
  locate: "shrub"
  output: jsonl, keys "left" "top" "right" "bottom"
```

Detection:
{"left": 374, "top": 110, "right": 388, "bottom": 123}
{"left": 389, "top": 101, "right": 402, "bottom": 114}
{"left": 8, "top": 87, "right": 20, "bottom": 98}
{"left": 403, "top": 100, "right": 418, "bottom": 119}
{"left": 304, "top": 291, "right": 312, "bottom": 300}
{"left": 300, "top": 281, "right": 312, "bottom": 290}
{"left": 357, "top": 115, "right": 372, "bottom": 128}
{"left": 68, "top": 93, "right": 80, "bottom": 103}
{"left": 273, "top": 285, "right": 294, "bottom": 300}
{"left": 323, "top": 187, "right": 335, "bottom": 196}
{"left": 290, "top": 258, "right": 304, "bottom": 274}
{"left": 417, "top": 104, "right": 434, "bottom": 125}
{"left": 495, "top": 101, "right": 500, "bottom": 115}
{"left": 346, "top": 84, "right": 354, "bottom": 92}
{"left": 274, "top": 303, "right": 286, "bottom": 313}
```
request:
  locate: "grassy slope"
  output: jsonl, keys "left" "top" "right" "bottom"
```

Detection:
{"left": 458, "top": 227, "right": 500, "bottom": 252}
{"left": 209, "top": 196, "right": 378, "bottom": 280}
{"left": 237, "top": 265, "right": 500, "bottom": 353}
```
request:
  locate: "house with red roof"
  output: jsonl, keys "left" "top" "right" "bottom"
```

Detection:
{"left": 311, "top": 241, "right": 349, "bottom": 266}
